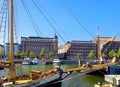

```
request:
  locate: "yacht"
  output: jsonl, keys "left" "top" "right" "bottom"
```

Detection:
{"left": 53, "top": 59, "right": 61, "bottom": 64}
{"left": 31, "top": 58, "right": 38, "bottom": 65}
{"left": 22, "top": 58, "right": 31, "bottom": 65}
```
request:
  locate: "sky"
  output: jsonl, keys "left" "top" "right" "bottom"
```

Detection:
{"left": 0, "top": 0, "right": 120, "bottom": 45}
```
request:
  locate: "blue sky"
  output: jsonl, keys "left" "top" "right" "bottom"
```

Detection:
{"left": 0, "top": 0, "right": 120, "bottom": 45}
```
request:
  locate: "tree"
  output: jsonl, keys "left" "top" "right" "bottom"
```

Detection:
{"left": 0, "top": 51, "right": 3, "bottom": 58}
{"left": 29, "top": 51, "right": 34, "bottom": 58}
{"left": 88, "top": 50, "right": 95, "bottom": 58}
{"left": 108, "top": 50, "right": 117, "bottom": 58}
{"left": 102, "top": 53, "right": 107, "bottom": 59}
{"left": 77, "top": 53, "right": 81, "bottom": 58}
{"left": 117, "top": 48, "right": 120, "bottom": 58}
{"left": 101, "top": 53, "right": 107, "bottom": 62}
{"left": 20, "top": 52, "right": 25, "bottom": 58}
{"left": 39, "top": 48, "right": 46, "bottom": 65}
{"left": 7, "top": 51, "right": 10, "bottom": 58}
{"left": 39, "top": 48, "right": 45, "bottom": 58}
{"left": 25, "top": 50, "right": 30, "bottom": 57}
{"left": 49, "top": 51, "right": 54, "bottom": 58}
{"left": 77, "top": 53, "right": 81, "bottom": 66}
{"left": 16, "top": 50, "right": 21, "bottom": 58}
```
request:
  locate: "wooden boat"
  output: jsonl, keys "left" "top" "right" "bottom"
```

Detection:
{"left": 1, "top": 68, "right": 61, "bottom": 86}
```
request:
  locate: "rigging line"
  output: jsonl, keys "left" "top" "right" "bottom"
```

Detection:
{"left": 0, "top": 0, "right": 5, "bottom": 16}
{"left": 20, "top": 0, "right": 42, "bottom": 36}
{"left": 7, "top": 0, "right": 9, "bottom": 43}
{"left": 3, "top": 0, "right": 8, "bottom": 59}
{"left": 14, "top": 0, "right": 22, "bottom": 43}
{"left": 13, "top": 0, "right": 19, "bottom": 43}
{"left": 32, "top": 0, "right": 66, "bottom": 43}
{"left": 13, "top": 15, "right": 18, "bottom": 43}
{"left": 21, "top": 0, "right": 42, "bottom": 36}
{"left": 44, "top": 67, "right": 106, "bottom": 86}
{"left": 0, "top": 0, "right": 7, "bottom": 32}
{"left": 0, "top": 0, "right": 7, "bottom": 45}
{"left": 63, "top": 0, "right": 96, "bottom": 38}
{"left": 42, "top": 73, "right": 80, "bottom": 86}
{"left": 61, "top": 0, "right": 95, "bottom": 39}
{"left": 3, "top": 0, "right": 8, "bottom": 43}
{"left": 43, "top": 71, "right": 88, "bottom": 86}
{"left": 103, "top": 33, "right": 119, "bottom": 53}
{"left": 96, "top": 69, "right": 106, "bottom": 75}
{"left": 38, "top": 0, "right": 71, "bottom": 41}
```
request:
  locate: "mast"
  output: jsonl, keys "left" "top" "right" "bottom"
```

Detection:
{"left": 96, "top": 27, "right": 101, "bottom": 64}
{"left": 9, "top": 0, "right": 15, "bottom": 79}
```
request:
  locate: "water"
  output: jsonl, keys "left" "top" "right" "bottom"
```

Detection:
{"left": 0, "top": 64, "right": 105, "bottom": 87}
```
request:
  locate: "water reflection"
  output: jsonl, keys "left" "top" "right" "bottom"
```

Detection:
{"left": 0, "top": 64, "right": 104, "bottom": 87}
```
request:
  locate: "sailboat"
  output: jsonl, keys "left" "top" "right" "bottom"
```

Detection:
{"left": 0, "top": 0, "right": 61, "bottom": 86}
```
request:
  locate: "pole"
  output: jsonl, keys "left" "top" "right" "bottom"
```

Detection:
{"left": 9, "top": 0, "right": 15, "bottom": 79}
{"left": 97, "top": 27, "right": 101, "bottom": 64}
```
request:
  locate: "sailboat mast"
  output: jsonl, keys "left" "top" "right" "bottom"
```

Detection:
{"left": 9, "top": 0, "right": 15, "bottom": 79}
{"left": 97, "top": 28, "right": 101, "bottom": 64}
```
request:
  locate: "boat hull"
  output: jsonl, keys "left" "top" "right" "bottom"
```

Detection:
{"left": 22, "top": 62, "right": 30, "bottom": 65}
{"left": 31, "top": 62, "right": 38, "bottom": 65}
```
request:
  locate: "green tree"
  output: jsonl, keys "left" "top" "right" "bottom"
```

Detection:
{"left": 29, "top": 51, "right": 34, "bottom": 58}
{"left": 88, "top": 50, "right": 95, "bottom": 58}
{"left": 77, "top": 53, "right": 81, "bottom": 58}
{"left": 0, "top": 51, "right": 3, "bottom": 58}
{"left": 16, "top": 50, "right": 21, "bottom": 58}
{"left": 49, "top": 51, "right": 54, "bottom": 58}
{"left": 7, "top": 51, "right": 9, "bottom": 58}
{"left": 108, "top": 50, "right": 117, "bottom": 58}
{"left": 20, "top": 52, "right": 25, "bottom": 58}
{"left": 39, "top": 48, "right": 45, "bottom": 58}
{"left": 102, "top": 53, "right": 107, "bottom": 59}
{"left": 77, "top": 53, "right": 81, "bottom": 66}
{"left": 117, "top": 48, "right": 120, "bottom": 58}
{"left": 113, "top": 52, "right": 117, "bottom": 57}
{"left": 25, "top": 50, "right": 30, "bottom": 57}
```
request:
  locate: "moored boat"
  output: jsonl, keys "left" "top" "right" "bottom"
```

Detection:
{"left": 53, "top": 59, "right": 61, "bottom": 64}
{"left": 31, "top": 58, "right": 38, "bottom": 65}
{"left": 1, "top": 68, "right": 61, "bottom": 87}
{"left": 22, "top": 58, "right": 31, "bottom": 65}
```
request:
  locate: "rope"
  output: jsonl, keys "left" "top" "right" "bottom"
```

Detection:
{"left": 61, "top": 0, "right": 96, "bottom": 39}
{"left": 37, "top": 0, "right": 71, "bottom": 41}
{"left": 0, "top": 0, "right": 8, "bottom": 47}
{"left": 41, "top": 72, "right": 84, "bottom": 86}
{"left": 13, "top": 0, "right": 19, "bottom": 43}
{"left": 0, "top": 0, "right": 7, "bottom": 32}
{"left": 42, "top": 64, "right": 109, "bottom": 86}
{"left": 20, "top": 0, "right": 43, "bottom": 36}
{"left": 32, "top": 0, "right": 67, "bottom": 43}
{"left": 96, "top": 69, "right": 106, "bottom": 75}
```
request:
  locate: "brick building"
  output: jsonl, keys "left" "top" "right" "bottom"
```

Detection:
{"left": 21, "top": 35, "right": 58, "bottom": 58}
{"left": 58, "top": 37, "right": 120, "bottom": 60}
{"left": 58, "top": 41, "right": 96, "bottom": 59}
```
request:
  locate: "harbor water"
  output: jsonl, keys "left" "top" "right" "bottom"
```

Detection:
{"left": 0, "top": 63, "right": 105, "bottom": 87}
